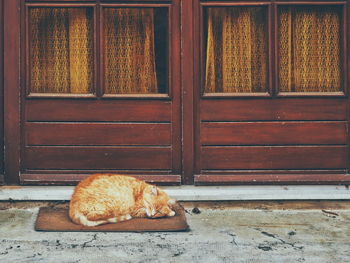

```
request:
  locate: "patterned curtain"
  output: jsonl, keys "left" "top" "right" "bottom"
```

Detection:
{"left": 205, "top": 7, "right": 268, "bottom": 93}
{"left": 30, "top": 8, "right": 93, "bottom": 94}
{"left": 104, "top": 8, "right": 158, "bottom": 94}
{"left": 278, "top": 6, "right": 342, "bottom": 92}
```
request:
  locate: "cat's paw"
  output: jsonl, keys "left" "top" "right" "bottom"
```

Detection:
{"left": 168, "top": 210, "right": 175, "bottom": 217}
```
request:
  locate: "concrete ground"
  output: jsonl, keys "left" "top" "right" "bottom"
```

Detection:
{"left": 0, "top": 201, "right": 350, "bottom": 263}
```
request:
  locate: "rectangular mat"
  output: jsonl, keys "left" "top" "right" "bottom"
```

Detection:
{"left": 35, "top": 204, "right": 189, "bottom": 232}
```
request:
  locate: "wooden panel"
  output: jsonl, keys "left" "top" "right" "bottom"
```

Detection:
{"left": 182, "top": 0, "right": 196, "bottom": 184}
{"left": 24, "top": 147, "right": 171, "bottom": 170}
{"left": 195, "top": 173, "right": 350, "bottom": 185}
{"left": 26, "top": 0, "right": 96, "bottom": 2}
{"left": 20, "top": 173, "right": 181, "bottom": 185}
{"left": 201, "top": 121, "right": 347, "bottom": 145}
{"left": 26, "top": 123, "right": 171, "bottom": 146}
{"left": 4, "top": 0, "right": 20, "bottom": 184}
{"left": 201, "top": 99, "right": 348, "bottom": 121}
{"left": 26, "top": 100, "right": 171, "bottom": 122}
{"left": 0, "top": 0, "right": 3, "bottom": 175}
{"left": 201, "top": 146, "right": 348, "bottom": 169}
{"left": 101, "top": 0, "right": 171, "bottom": 2}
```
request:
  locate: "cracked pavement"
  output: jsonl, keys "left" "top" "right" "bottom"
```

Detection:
{"left": 0, "top": 201, "right": 350, "bottom": 263}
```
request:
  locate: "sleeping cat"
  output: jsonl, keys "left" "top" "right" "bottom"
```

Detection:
{"left": 69, "top": 174, "right": 176, "bottom": 227}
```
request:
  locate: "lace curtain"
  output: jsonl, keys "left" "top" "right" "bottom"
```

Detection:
{"left": 205, "top": 7, "right": 268, "bottom": 93}
{"left": 30, "top": 8, "right": 93, "bottom": 93}
{"left": 278, "top": 6, "right": 342, "bottom": 92}
{"left": 104, "top": 8, "right": 158, "bottom": 94}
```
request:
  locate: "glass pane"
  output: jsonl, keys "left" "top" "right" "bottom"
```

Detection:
{"left": 204, "top": 7, "right": 268, "bottom": 93}
{"left": 29, "top": 8, "right": 94, "bottom": 94}
{"left": 278, "top": 6, "right": 343, "bottom": 92}
{"left": 104, "top": 8, "right": 168, "bottom": 94}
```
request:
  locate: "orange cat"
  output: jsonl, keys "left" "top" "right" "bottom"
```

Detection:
{"left": 69, "top": 174, "right": 176, "bottom": 227}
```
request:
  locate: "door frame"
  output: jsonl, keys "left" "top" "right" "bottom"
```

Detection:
{"left": 0, "top": 0, "right": 4, "bottom": 184}
{"left": 3, "top": 0, "right": 350, "bottom": 185}
{"left": 4, "top": 0, "right": 21, "bottom": 185}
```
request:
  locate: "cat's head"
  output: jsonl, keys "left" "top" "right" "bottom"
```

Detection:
{"left": 143, "top": 185, "right": 176, "bottom": 218}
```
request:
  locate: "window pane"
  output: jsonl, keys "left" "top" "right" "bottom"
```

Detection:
{"left": 278, "top": 6, "right": 343, "bottom": 92}
{"left": 204, "top": 7, "right": 268, "bottom": 93}
{"left": 103, "top": 8, "right": 168, "bottom": 94}
{"left": 29, "top": 8, "right": 94, "bottom": 94}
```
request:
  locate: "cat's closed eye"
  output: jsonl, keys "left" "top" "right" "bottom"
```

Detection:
{"left": 152, "top": 206, "right": 175, "bottom": 218}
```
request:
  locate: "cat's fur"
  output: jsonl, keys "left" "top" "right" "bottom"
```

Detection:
{"left": 69, "top": 174, "right": 176, "bottom": 226}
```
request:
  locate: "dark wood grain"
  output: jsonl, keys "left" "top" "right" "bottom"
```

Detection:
{"left": 201, "top": 121, "right": 348, "bottom": 145}
{"left": 20, "top": 173, "right": 181, "bottom": 185}
{"left": 201, "top": 99, "right": 348, "bottom": 121}
{"left": 195, "top": 173, "right": 350, "bottom": 185}
{"left": 169, "top": 0, "right": 182, "bottom": 175}
{"left": 100, "top": 0, "right": 172, "bottom": 2}
{"left": 26, "top": 122, "right": 171, "bottom": 146}
{"left": 24, "top": 146, "right": 172, "bottom": 170}
{"left": 0, "top": 0, "right": 3, "bottom": 175}
{"left": 26, "top": 100, "right": 171, "bottom": 122}
{"left": 201, "top": 146, "right": 348, "bottom": 169}
{"left": 4, "top": 0, "right": 20, "bottom": 184}
{"left": 26, "top": 0, "right": 96, "bottom": 2}
{"left": 182, "top": 0, "right": 195, "bottom": 184}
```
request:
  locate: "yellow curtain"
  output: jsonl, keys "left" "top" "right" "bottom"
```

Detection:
{"left": 30, "top": 8, "right": 92, "bottom": 94}
{"left": 205, "top": 7, "right": 267, "bottom": 93}
{"left": 279, "top": 7, "right": 342, "bottom": 92}
{"left": 104, "top": 8, "right": 158, "bottom": 94}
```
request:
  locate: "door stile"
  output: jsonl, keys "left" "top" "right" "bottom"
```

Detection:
{"left": 170, "top": 0, "right": 182, "bottom": 176}
{"left": 346, "top": 0, "right": 350, "bottom": 176}
{"left": 4, "top": 0, "right": 21, "bottom": 184}
{"left": 0, "top": 0, "right": 3, "bottom": 184}
{"left": 181, "top": 0, "right": 195, "bottom": 184}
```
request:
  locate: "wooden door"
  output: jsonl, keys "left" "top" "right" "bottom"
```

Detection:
{"left": 191, "top": 0, "right": 350, "bottom": 185}
{"left": 16, "top": 0, "right": 181, "bottom": 185}
{"left": 4, "top": 0, "right": 350, "bottom": 185}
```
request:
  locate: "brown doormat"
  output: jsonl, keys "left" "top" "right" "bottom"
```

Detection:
{"left": 35, "top": 204, "right": 189, "bottom": 232}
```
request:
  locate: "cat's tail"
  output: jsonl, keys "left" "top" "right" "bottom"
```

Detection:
{"left": 69, "top": 211, "right": 109, "bottom": 227}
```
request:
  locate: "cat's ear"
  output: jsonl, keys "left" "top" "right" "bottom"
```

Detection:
{"left": 151, "top": 186, "right": 158, "bottom": 196}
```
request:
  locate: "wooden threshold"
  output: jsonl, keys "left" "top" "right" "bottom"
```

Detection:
{"left": 20, "top": 173, "right": 182, "bottom": 186}
{"left": 195, "top": 173, "right": 350, "bottom": 185}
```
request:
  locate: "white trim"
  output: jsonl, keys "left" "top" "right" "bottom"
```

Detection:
{"left": 1, "top": 185, "right": 350, "bottom": 201}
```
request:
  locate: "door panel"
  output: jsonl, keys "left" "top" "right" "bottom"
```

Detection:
{"left": 194, "top": 0, "right": 350, "bottom": 184}
{"left": 20, "top": 1, "right": 181, "bottom": 185}
{"left": 201, "top": 146, "right": 348, "bottom": 170}
{"left": 201, "top": 121, "right": 347, "bottom": 146}
{"left": 26, "top": 100, "right": 171, "bottom": 122}
{"left": 26, "top": 123, "right": 171, "bottom": 146}
{"left": 201, "top": 99, "right": 348, "bottom": 121}
{"left": 24, "top": 147, "right": 172, "bottom": 170}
